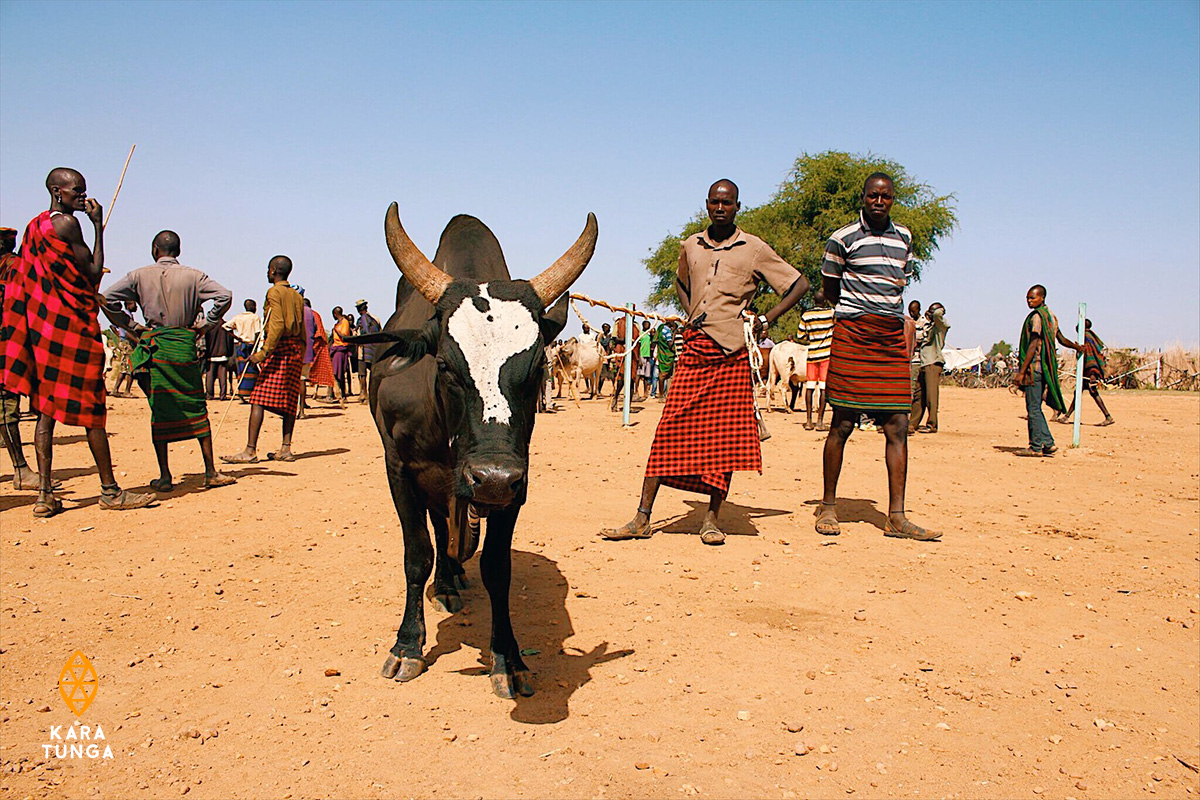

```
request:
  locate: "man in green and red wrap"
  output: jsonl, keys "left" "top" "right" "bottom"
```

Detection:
{"left": 601, "top": 179, "right": 807, "bottom": 546}
{"left": 817, "top": 172, "right": 939, "bottom": 541}
{"left": 1014, "top": 284, "right": 1083, "bottom": 456}
{"left": 103, "top": 230, "right": 237, "bottom": 492}
{"left": 0, "top": 168, "right": 154, "bottom": 516}
{"left": 1055, "top": 318, "right": 1114, "bottom": 426}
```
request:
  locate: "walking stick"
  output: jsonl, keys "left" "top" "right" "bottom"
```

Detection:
{"left": 103, "top": 144, "right": 135, "bottom": 231}
{"left": 213, "top": 322, "right": 265, "bottom": 440}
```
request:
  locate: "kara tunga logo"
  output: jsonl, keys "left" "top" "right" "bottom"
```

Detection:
{"left": 42, "top": 722, "right": 114, "bottom": 760}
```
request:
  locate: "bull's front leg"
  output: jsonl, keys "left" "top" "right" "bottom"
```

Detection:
{"left": 479, "top": 506, "right": 533, "bottom": 699}
{"left": 431, "top": 510, "right": 467, "bottom": 613}
{"left": 380, "top": 455, "right": 434, "bottom": 683}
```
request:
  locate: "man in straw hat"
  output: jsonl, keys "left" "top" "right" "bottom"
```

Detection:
{"left": 103, "top": 229, "right": 237, "bottom": 492}
{"left": 0, "top": 168, "right": 153, "bottom": 515}
{"left": 600, "top": 179, "right": 806, "bottom": 546}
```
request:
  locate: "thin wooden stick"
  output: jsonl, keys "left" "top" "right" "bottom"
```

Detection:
{"left": 103, "top": 144, "right": 136, "bottom": 230}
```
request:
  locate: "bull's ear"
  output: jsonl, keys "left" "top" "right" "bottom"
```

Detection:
{"left": 540, "top": 294, "right": 569, "bottom": 343}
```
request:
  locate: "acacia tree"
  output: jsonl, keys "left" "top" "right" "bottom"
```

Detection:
{"left": 644, "top": 151, "right": 958, "bottom": 341}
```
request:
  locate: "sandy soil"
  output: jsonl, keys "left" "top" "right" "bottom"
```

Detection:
{"left": 1, "top": 386, "right": 1197, "bottom": 800}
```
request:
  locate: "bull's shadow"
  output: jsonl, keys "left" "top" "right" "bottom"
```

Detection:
{"left": 423, "top": 548, "right": 632, "bottom": 724}
{"left": 659, "top": 499, "right": 789, "bottom": 537}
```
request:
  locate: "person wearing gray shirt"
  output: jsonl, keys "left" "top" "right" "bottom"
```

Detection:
{"left": 910, "top": 302, "right": 948, "bottom": 433}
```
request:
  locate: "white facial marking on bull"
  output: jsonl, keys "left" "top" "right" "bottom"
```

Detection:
{"left": 446, "top": 284, "right": 539, "bottom": 426}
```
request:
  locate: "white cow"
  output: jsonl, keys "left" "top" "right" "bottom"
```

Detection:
{"left": 555, "top": 336, "right": 604, "bottom": 399}
{"left": 766, "top": 340, "right": 808, "bottom": 413}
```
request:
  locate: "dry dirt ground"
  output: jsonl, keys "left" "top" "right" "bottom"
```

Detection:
{"left": 1, "top": 386, "right": 1197, "bottom": 800}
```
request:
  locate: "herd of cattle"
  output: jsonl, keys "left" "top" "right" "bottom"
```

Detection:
{"left": 351, "top": 205, "right": 821, "bottom": 701}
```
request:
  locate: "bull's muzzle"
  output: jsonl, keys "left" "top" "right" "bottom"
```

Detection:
{"left": 463, "top": 462, "right": 526, "bottom": 507}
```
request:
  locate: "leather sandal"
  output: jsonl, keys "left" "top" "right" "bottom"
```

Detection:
{"left": 814, "top": 501, "right": 840, "bottom": 536}
{"left": 98, "top": 487, "right": 155, "bottom": 511}
{"left": 884, "top": 517, "right": 941, "bottom": 541}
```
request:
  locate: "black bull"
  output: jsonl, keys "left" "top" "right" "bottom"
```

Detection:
{"left": 350, "top": 204, "right": 597, "bottom": 699}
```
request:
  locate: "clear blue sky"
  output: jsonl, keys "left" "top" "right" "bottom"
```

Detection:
{"left": 2, "top": 0, "right": 1196, "bottom": 349}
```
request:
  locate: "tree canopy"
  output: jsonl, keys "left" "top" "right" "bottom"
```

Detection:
{"left": 643, "top": 151, "right": 958, "bottom": 341}
{"left": 988, "top": 340, "right": 1013, "bottom": 358}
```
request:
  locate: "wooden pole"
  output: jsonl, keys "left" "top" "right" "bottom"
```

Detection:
{"left": 103, "top": 144, "right": 136, "bottom": 230}
{"left": 1072, "top": 302, "right": 1086, "bottom": 448}
{"left": 622, "top": 303, "right": 633, "bottom": 427}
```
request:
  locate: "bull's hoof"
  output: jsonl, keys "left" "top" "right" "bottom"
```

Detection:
{"left": 434, "top": 591, "right": 462, "bottom": 614}
{"left": 490, "top": 655, "right": 534, "bottom": 699}
{"left": 381, "top": 654, "right": 426, "bottom": 682}
{"left": 381, "top": 654, "right": 401, "bottom": 679}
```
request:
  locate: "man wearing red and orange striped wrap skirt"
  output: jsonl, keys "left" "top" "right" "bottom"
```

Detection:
{"left": 601, "top": 179, "right": 807, "bottom": 546}
{"left": 816, "top": 172, "right": 939, "bottom": 541}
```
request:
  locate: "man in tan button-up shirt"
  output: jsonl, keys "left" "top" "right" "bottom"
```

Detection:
{"left": 602, "top": 179, "right": 807, "bottom": 545}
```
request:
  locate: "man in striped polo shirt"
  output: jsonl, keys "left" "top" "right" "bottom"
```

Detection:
{"left": 798, "top": 289, "right": 834, "bottom": 430}
{"left": 815, "top": 172, "right": 939, "bottom": 541}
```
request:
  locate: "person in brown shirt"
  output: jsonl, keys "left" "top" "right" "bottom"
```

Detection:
{"left": 601, "top": 179, "right": 807, "bottom": 545}
{"left": 222, "top": 256, "right": 305, "bottom": 464}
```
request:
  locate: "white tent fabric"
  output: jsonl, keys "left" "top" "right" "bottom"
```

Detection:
{"left": 942, "top": 346, "right": 987, "bottom": 372}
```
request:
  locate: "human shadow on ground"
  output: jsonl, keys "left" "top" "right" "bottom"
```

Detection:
{"left": 52, "top": 433, "right": 114, "bottom": 446}
{"left": 802, "top": 496, "right": 889, "bottom": 529}
{"left": 126, "top": 465, "right": 296, "bottom": 501}
{"left": 290, "top": 447, "right": 350, "bottom": 460}
{"left": 658, "top": 499, "right": 789, "bottom": 537}
{"left": 298, "top": 411, "right": 344, "bottom": 420}
{"left": 421, "top": 548, "right": 633, "bottom": 724}
{"left": 992, "top": 445, "right": 1046, "bottom": 457}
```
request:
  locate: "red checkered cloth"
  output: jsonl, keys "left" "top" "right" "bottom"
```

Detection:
{"left": 0, "top": 211, "right": 106, "bottom": 428}
{"left": 825, "top": 314, "right": 910, "bottom": 413}
{"left": 644, "top": 329, "right": 761, "bottom": 498}
{"left": 308, "top": 310, "right": 335, "bottom": 388}
{"left": 249, "top": 336, "right": 303, "bottom": 416}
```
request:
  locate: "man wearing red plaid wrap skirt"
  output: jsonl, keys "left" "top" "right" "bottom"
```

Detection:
{"left": 222, "top": 255, "right": 304, "bottom": 464}
{"left": 0, "top": 168, "right": 153, "bottom": 516}
{"left": 816, "top": 173, "right": 939, "bottom": 541}
{"left": 601, "top": 179, "right": 807, "bottom": 545}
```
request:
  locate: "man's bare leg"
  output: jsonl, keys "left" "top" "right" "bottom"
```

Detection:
{"left": 275, "top": 414, "right": 296, "bottom": 460}
{"left": 699, "top": 491, "right": 725, "bottom": 545}
{"left": 600, "top": 476, "right": 660, "bottom": 540}
{"left": 1, "top": 411, "right": 40, "bottom": 489}
{"left": 881, "top": 412, "right": 938, "bottom": 540}
{"left": 816, "top": 386, "right": 828, "bottom": 430}
{"left": 198, "top": 436, "right": 236, "bottom": 486}
{"left": 817, "top": 407, "right": 856, "bottom": 534}
{"left": 804, "top": 387, "right": 815, "bottom": 428}
{"left": 151, "top": 441, "right": 172, "bottom": 489}
{"left": 223, "top": 404, "right": 266, "bottom": 462}
{"left": 1089, "top": 384, "right": 1114, "bottom": 423}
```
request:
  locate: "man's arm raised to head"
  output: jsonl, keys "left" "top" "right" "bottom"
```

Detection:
{"left": 51, "top": 210, "right": 104, "bottom": 285}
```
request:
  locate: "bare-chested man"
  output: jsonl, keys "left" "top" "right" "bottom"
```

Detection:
{"left": 0, "top": 169, "right": 153, "bottom": 515}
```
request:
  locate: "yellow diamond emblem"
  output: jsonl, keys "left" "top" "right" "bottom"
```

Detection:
{"left": 58, "top": 650, "right": 98, "bottom": 717}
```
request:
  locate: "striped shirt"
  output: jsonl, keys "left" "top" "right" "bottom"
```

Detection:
{"left": 799, "top": 307, "right": 835, "bottom": 361}
{"left": 821, "top": 212, "right": 913, "bottom": 319}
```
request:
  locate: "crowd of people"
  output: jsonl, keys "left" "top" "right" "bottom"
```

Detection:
{"left": 0, "top": 167, "right": 385, "bottom": 515}
{"left": 1, "top": 168, "right": 1117, "bottom": 528}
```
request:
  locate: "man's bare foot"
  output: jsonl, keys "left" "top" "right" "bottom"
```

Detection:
{"left": 884, "top": 512, "right": 941, "bottom": 541}
{"left": 600, "top": 511, "right": 653, "bottom": 541}
{"left": 149, "top": 476, "right": 174, "bottom": 493}
{"left": 1099, "top": 416, "right": 1115, "bottom": 426}
{"left": 221, "top": 449, "right": 259, "bottom": 464}
{"left": 204, "top": 472, "right": 238, "bottom": 488}
{"left": 267, "top": 447, "right": 296, "bottom": 462}
{"left": 13, "top": 468, "right": 60, "bottom": 491}
{"left": 33, "top": 491, "right": 63, "bottom": 518}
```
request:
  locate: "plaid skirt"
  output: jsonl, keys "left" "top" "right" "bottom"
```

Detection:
{"left": 132, "top": 327, "right": 210, "bottom": 443}
{"left": 249, "top": 337, "right": 303, "bottom": 416}
{"left": 826, "top": 314, "right": 911, "bottom": 413}
{"left": 644, "top": 329, "right": 760, "bottom": 498}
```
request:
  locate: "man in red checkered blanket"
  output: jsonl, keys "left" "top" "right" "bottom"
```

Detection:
{"left": 601, "top": 180, "right": 807, "bottom": 545}
{"left": 222, "top": 256, "right": 305, "bottom": 464}
{"left": 0, "top": 168, "right": 153, "bottom": 517}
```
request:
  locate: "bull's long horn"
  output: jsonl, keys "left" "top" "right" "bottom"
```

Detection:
{"left": 385, "top": 202, "right": 453, "bottom": 305}
{"left": 528, "top": 213, "right": 598, "bottom": 307}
